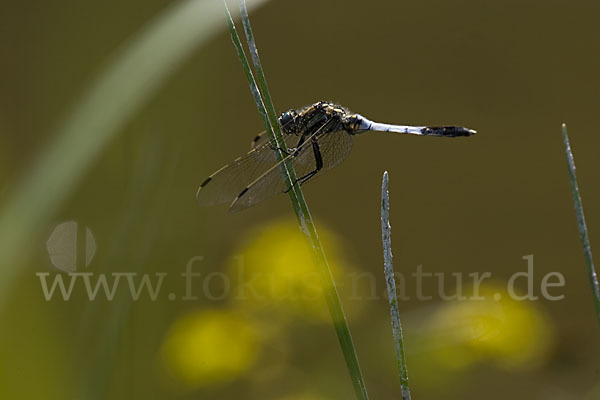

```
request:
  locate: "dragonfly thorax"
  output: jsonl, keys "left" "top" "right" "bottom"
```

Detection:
{"left": 279, "top": 101, "right": 356, "bottom": 137}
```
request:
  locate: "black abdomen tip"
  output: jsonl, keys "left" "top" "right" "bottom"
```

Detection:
{"left": 422, "top": 126, "right": 477, "bottom": 137}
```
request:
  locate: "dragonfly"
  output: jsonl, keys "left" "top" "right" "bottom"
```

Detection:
{"left": 197, "top": 101, "right": 476, "bottom": 212}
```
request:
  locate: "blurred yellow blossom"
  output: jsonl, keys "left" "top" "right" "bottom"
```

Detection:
{"left": 160, "top": 309, "right": 259, "bottom": 389}
{"left": 229, "top": 218, "right": 361, "bottom": 321}
{"left": 425, "top": 283, "right": 554, "bottom": 371}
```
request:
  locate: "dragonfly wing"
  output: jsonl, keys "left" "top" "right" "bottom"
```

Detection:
{"left": 317, "top": 129, "right": 353, "bottom": 172}
{"left": 196, "top": 142, "right": 278, "bottom": 206}
{"left": 229, "top": 129, "right": 354, "bottom": 212}
{"left": 228, "top": 140, "right": 319, "bottom": 212}
{"left": 227, "top": 164, "right": 289, "bottom": 212}
{"left": 250, "top": 130, "right": 267, "bottom": 148}
{"left": 251, "top": 117, "right": 302, "bottom": 149}
{"left": 197, "top": 133, "right": 303, "bottom": 206}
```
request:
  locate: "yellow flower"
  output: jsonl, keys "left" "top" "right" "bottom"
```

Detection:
{"left": 160, "top": 309, "right": 259, "bottom": 389}
{"left": 426, "top": 283, "right": 554, "bottom": 371}
{"left": 229, "top": 218, "right": 361, "bottom": 322}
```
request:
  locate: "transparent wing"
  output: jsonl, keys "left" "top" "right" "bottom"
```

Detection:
{"left": 196, "top": 132, "right": 304, "bottom": 206}
{"left": 229, "top": 128, "right": 353, "bottom": 212}
{"left": 228, "top": 139, "right": 319, "bottom": 212}
{"left": 317, "top": 128, "right": 354, "bottom": 172}
{"left": 250, "top": 130, "right": 267, "bottom": 148}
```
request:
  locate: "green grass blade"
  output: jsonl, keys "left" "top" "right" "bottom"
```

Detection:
{"left": 239, "top": 2, "right": 286, "bottom": 149}
{"left": 562, "top": 123, "right": 600, "bottom": 325}
{"left": 224, "top": 1, "right": 370, "bottom": 398}
{"left": 0, "top": 0, "right": 269, "bottom": 306}
{"left": 237, "top": 1, "right": 306, "bottom": 219}
{"left": 222, "top": 3, "right": 269, "bottom": 134}
{"left": 381, "top": 171, "right": 412, "bottom": 400}
{"left": 222, "top": 1, "right": 303, "bottom": 218}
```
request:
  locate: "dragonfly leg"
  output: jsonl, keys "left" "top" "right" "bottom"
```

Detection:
{"left": 252, "top": 130, "right": 298, "bottom": 155}
{"left": 298, "top": 140, "right": 324, "bottom": 184}
{"left": 267, "top": 132, "right": 306, "bottom": 156}
{"left": 283, "top": 140, "right": 323, "bottom": 193}
{"left": 291, "top": 133, "right": 305, "bottom": 155}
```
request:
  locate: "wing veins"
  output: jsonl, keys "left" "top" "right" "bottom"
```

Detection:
{"left": 228, "top": 120, "right": 335, "bottom": 211}
{"left": 196, "top": 117, "right": 303, "bottom": 206}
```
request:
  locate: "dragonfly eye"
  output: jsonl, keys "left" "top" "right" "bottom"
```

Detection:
{"left": 279, "top": 110, "right": 298, "bottom": 132}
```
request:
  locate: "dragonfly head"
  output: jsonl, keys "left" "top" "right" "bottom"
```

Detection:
{"left": 278, "top": 109, "right": 301, "bottom": 134}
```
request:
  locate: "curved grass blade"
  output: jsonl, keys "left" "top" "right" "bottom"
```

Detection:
{"left": 562, "top": 123, "right": 600, "bottom": 326}
{"left": 224, "top": 1, "right": 369, "bottom": 398}
{"left": 381, "top": 171, "right": 411, "bottom": 400}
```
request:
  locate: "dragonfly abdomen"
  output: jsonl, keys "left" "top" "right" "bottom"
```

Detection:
{"left": 354, "top": 116, "right": 476, "bottom": 137}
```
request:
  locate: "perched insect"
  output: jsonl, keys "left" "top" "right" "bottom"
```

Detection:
{"left": 196, "top": 101, "right": 476, "bottom": 212}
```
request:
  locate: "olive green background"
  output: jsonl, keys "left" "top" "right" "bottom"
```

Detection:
{"left": 1, "top": 0, "right": 599, "bottom": 399}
